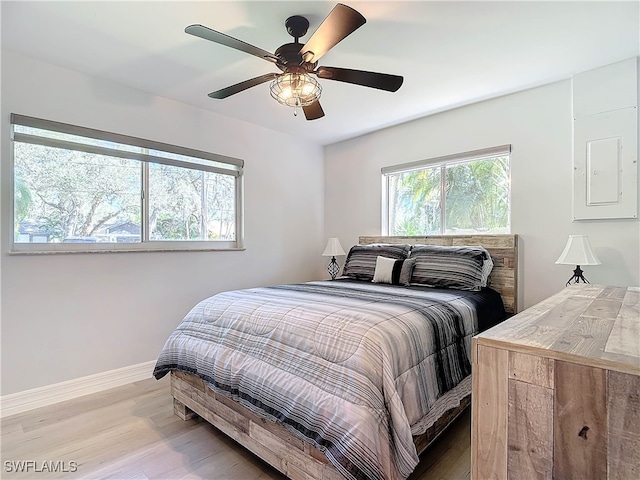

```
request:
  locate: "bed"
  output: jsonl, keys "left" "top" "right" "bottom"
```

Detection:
{"left": 153, "top": 234, "right": 518, "bottom": 480}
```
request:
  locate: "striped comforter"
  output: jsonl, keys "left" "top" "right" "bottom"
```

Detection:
{"left": 153, "top": 279, "right": 504, "bottom": 480}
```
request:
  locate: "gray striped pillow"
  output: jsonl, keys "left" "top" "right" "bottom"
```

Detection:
{"left": 342, "top": 244, "right": 411, "bottom": 281}
{"left": 409, "top": 245, "right": 492, "bottom": 291}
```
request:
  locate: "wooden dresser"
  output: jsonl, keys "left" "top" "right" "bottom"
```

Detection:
{"left": 471, "top": 284, "right": 639, "bottom": 479}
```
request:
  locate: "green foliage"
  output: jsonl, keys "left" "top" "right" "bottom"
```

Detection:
{"left": 149, "top": 163, "right": 235, "bottom": 241}
{"left": 389, "top": 156, "right": 510, "bottom": 235}
{"left": 445, "top": 156, "right": 510, "bottom": 232}
{"left": 14, "top": 141, "right": 236, "bottom": 243}
{"left": 14, "top": 176, "right": 33, "bottom": 224}
{"left": 389, "top": 167, "right": 441, "bottom": 235}
{"left": 14, "top": 143, "right": 140, "bottom": 241}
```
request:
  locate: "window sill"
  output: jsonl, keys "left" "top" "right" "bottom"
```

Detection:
{"left": 9, "top": 243, "right": 246, "bottom": 255}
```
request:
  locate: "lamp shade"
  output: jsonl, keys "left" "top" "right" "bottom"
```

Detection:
{"left": 322, "top": 238, "right": 346, "bottom": 257}
{"left": 555, "top": 235, "right": 601, "bottom": 266}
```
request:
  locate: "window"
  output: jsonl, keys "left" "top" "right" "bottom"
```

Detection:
{"left": 11, "top": 114, "right": 243, "bottom": 252}
{"left": 383, "top": 145, "right": 511, "bottom": 235}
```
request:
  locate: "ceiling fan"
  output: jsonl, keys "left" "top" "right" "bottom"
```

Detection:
{"left": 185, "top": 3, "right": 403, "bottom": 120}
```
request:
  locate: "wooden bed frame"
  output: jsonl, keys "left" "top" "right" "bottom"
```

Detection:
{"left": 170, "top": 234, "right": 519, "bottom": 480}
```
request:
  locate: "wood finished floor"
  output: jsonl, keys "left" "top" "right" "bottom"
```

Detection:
{"left": 1, "top": 376, "right": 471, "bottom": 480}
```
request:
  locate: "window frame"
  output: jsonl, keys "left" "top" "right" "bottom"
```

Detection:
{"left": 10, "top": 114, "right": 245, "bottom": 254}
{"left": 382, "top": 145, "right": 511, "bottom": 236}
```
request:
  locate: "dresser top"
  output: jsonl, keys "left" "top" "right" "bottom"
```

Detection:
{"left": 474, "top": 284, "right": 640, "bottom": 375}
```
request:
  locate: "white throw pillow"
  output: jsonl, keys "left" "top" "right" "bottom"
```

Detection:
{"left": 372, "top": 256, "right": 398, "bottom": 284}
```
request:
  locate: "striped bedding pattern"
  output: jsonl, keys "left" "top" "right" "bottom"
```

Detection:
{"left": 409, "top": 245, "right": 492, "bottom": 290}
{"left": 153, "top": 279, "right": 504, "bottom": 480}
{"left": 342, "top": 244, "right": 411, "bottom": 281}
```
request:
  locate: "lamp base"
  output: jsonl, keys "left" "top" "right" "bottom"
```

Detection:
{"left": 327, "top": 256, "right": 340, "bottom": 280}
{"left": 565, "top": 265, "right": 590, "bottom": 287}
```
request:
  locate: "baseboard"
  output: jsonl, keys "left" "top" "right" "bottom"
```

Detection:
{"left": 0, "top": 360, "right": 156, "bottom": 418}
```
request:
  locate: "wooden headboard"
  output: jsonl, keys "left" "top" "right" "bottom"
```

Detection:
{"left": 359, "top": 234, "right": 519, "bottom": 314}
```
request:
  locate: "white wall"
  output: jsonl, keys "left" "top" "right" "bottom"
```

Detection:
{"left": 3, "top": 50, "right": 639, "bottom": 397}
{"left": 0, "top": 52, "right": 325, "bottom": 395}
{"left": 325, "top": 77, "right": 640, "bottom": 311}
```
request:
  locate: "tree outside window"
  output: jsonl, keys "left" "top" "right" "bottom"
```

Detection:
{"left": 385, "top": 151, "right": 510, "bottom": 235}
{"left": 11, "top": 114, "right": 242, "bottom": 251}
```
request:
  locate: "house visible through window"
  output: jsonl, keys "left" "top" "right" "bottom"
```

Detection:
{"left": 383, "top": 145, "right": 511, "bottom": 235}
{"left": 11, "top": 114, "right": 243, "bottom": 252}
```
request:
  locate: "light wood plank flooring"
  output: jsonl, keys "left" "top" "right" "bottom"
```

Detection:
{"left": 1, "top": 376, "right": 470, "bottom": 480}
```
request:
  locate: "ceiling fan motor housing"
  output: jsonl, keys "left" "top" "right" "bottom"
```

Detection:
{"left": 275, "top": 15, "right": 317, "bottom": 73}
{"left": 274, "top": 43, "right": 316, "bottom": 72}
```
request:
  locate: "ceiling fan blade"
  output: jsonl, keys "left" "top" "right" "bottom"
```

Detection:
{"left": 303, "top": 100, "right": 325, "bottom": 121}
{"left": 208, "top": 73, "right": 280, "bottom": 99}
{"left": 299, "top": 4, "right": 366, "bottom": 63}
{"left": 315, "top": 66, "right": 403, "bottom": 92}
{"left": 186, "top": 24, "right": 280, "bottom": 64}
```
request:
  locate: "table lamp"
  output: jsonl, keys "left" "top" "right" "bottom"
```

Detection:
{"left": 555, "top": 235, "right": 601, "bottom": 286}
{"left": 322, "top": 238, "right": 346, "bottom": 280}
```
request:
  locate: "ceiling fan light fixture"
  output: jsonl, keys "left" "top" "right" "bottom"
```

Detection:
{"left": 270, "top": 72, "right": 322, "bottom": 108}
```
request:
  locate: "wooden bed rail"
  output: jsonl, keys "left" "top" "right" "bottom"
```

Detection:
{"left": 171, "top": 370, "right": 470, "bottom": 480}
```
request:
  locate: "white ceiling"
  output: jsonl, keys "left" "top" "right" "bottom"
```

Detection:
{"left": 2, "top": 1, "right": 639, "bottom": 146}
